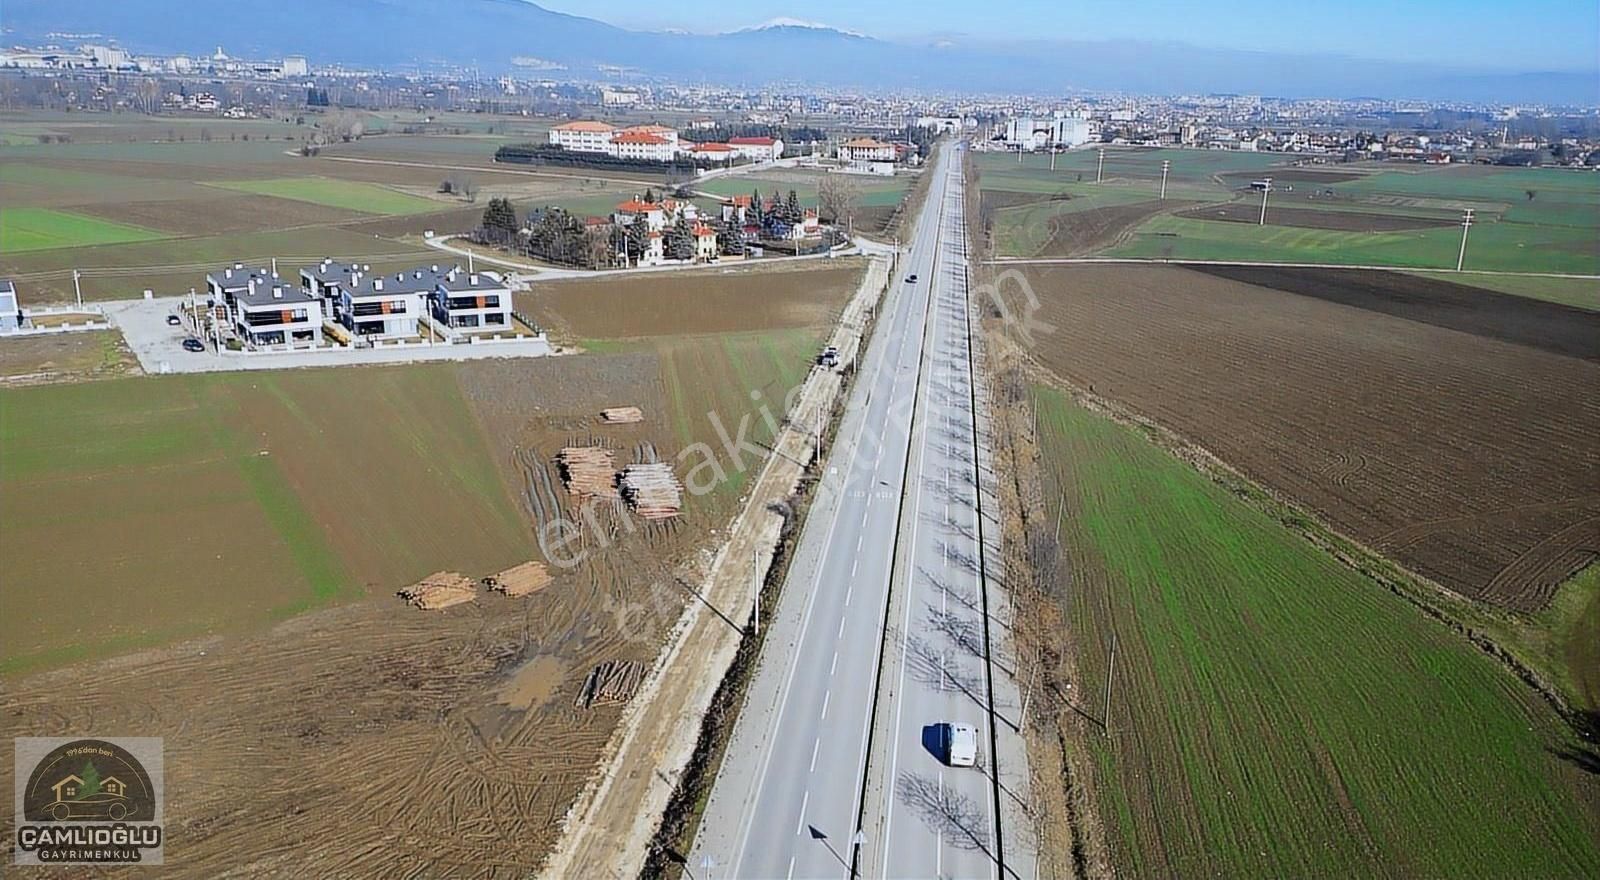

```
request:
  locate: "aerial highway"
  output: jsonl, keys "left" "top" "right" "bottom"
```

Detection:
{"left": 691, "top": 140, "right": 1027, "bottom": 879}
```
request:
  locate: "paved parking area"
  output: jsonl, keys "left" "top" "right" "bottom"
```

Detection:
{"left": 101, "top": 296, "right": 553, "bottom": 374}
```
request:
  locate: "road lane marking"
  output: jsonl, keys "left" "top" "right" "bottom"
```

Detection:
{"left": 821, "top": 691, "right": 831, "bottom": 720}
{"left": 845, "top": 584, "right": 854, "bottom": 607}
{"left": 796, "top": 791, "right": 809, "bottom": 835}
{"left": 728, "top": 294, "right": 891, "bottom": 876}
{"left": 838, "top": 617, "right": 847, "bottom": 639}
{"left": 811, "top": 737, "right": 821, "bottom": 770}
{"left": 831, "top": 651, "right": 838, "bottom": 676}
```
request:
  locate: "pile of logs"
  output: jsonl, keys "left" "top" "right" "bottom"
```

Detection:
{"left": 619, "top": 463, "right": 683, "bottom": 519}
{"left": 398, "top": 571, "right": 478, "bottom": 610}
{"left": 484, "top": 561, "right": 552, "bottom": 598}
{"left": 575, "top": 660, "right": 647, "bottom": 708}
{"left": 557, "top": 446, "right": 618, "bottom": 497}
{"left": 599, "top": 406, "right": 644, "bottom": 425}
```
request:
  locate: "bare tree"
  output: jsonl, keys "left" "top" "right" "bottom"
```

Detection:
{"left": 328, "top": 109, "right": 364, "bottom": 142}
{"left": 818, "top": 172, "right": 861, "bottom": 229}
{"left": 440, "top": 173, "right": 478, "bottom": 202}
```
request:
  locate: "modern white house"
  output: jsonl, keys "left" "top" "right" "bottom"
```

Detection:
{"left": 431, "top": 270, "right": 512, "bottom": 332}
{"left": 206, "top": 262, "right": 278, "bottom": 309}
{"left": 299, "top": 258, "right": 364, "bottom": 301}
{"left": 232, "top": 276, "right": 323, "bottom": 346}
{"left": 335, "top": 268, "right": 442, "bottom": 339}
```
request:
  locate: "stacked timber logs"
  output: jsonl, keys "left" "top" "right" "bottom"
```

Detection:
{"left": 599, "top": 406, "right": 645, "bottom": 425}
{"left": 398, "top": 572, "right": 478, "bottom": 610}
{"left": 575, "top": 660, "right": 647, "bottom": 708}
{"left": 557, "top": 446, "right": 618, "bottom": 497}
{"left": 484, "top": 561, "right": 552, "bottom": 598}
{"left": 619, "top": 463, "right": 683, "bottom": 519}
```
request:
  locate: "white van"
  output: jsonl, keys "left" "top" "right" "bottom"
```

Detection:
{"left": 944, "top": 722, "right": 978, "bottom": 767}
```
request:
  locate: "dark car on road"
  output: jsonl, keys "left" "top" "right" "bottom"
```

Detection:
{"left": 181, "top": 338, "right": 205, "bottom": 352}
{"left": 165, "top": 314, "right": 182, "bottom": 326}
{"left": 906, "top": 274, "right": 918, "bottom": 283}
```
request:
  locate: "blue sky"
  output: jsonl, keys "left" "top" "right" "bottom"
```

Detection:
{"left": 539, "top": 0, "right": 1600, "bottom": 71}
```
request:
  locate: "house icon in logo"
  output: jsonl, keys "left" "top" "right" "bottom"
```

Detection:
{"left": 47, "top": 771, "right": 132, "bottom": 820}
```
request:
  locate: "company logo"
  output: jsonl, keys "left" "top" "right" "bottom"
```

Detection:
{"left": 14, "top": 737, "right": 164, "bottom": 865}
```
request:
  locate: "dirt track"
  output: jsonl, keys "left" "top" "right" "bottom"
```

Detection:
{"left": 1019, "top": 264, "right": 1600, "bottom": 610}
{"left": 518, "top": 260, "right": 864, "bottom": 342}
{"left": 1039, "top": 199, "right": 1199, "bottom": 256}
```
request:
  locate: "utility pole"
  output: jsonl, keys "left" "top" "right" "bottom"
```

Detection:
{"left": 1096, "top": 148, "right": 1105, "bottom": 183}
{"left": 1054, "top": 492, "right": 1065, "bottom": 543}
{"left": 1456, "top": 208, "right": 1475, "bottom": 272}
{"left": 1102, "top": 634, "right": 1117, "bottom": 738}
{"left": 1049, "top": 148, "right": 1056, "bottom": 172}
{"left": 752, "top": 550, "right": 760, "bottom": 637}
{"left": 72, "top": 269, "right": 83, "bottom": 310}
{"left": 1257, "top": 176, "right": 1273, "bottom": 226}
{"left": 1159, "top": 159, "right": 1170, "bottom": 200}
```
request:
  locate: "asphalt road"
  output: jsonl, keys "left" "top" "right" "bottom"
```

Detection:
{"left": 691, "top": 141, "right": 1014, "bottom": 879}
{"left": 860, "top": 143, "right": 1013, "bottom": 880}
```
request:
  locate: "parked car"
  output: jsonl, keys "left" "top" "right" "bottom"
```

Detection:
{"left": 906, "top": 274, "right": 919, "bottom": 283}
{"left": 165, "top": 314, "right": 182, "bottom": 326}
{"left": 182, "top": 338, "right": 205, "bottom": 353}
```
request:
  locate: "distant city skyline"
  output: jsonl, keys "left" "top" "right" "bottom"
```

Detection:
{"left": 537, "top": 0, "right": 1600, "bottom": 72}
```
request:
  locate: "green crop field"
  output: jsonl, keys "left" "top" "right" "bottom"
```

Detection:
{"left": 0, "top": 207, "right": 169, "bottom": 253}
{"left": 976, "top": 146, "right": 1286, "bottom": 188}
{"left": 1105, "top": 212, "right": 1600, "bottom": 274}
{"left": 1033, "top": 385, "right": 1600, "bottom": 879}
{"left": 976, "top": 147, "right": 1600, "bottom": 275}
{"left": 0, "top": 366, "right": 531, "bottom": 674}
{"left": 211, "top": 176, "right": 445, "bottom": 215}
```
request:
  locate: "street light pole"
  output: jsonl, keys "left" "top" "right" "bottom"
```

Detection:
{"left": 72, "top": 269, "right": 83, "bottom": 310}
{"left": 1159, "top": 159, "right": 1170, "bottom": 200}
{"left": 752, "top": 550, "right": 760, "bottom": 637}
{"left": 1257, "top": 176, "right": 1273, "bottom": 226}
{"left": 1096, "top": 148, "right": 1105, "bottom": 184}
{"left": 1456, "top": 208, "right": 1475, "bottom": 272}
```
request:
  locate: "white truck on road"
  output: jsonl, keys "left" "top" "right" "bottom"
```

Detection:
{"left": 943, "top": 722, "right": 978, "bottom": 767}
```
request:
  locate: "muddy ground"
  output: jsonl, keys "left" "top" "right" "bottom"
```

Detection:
{"left": 1, "top": 261, "right": 859, "bottom": 876}
{"left": 0, "top": 329, "right": 139, "bottom": 385}
{"left": 1038, "top": 200, "right": 1201, "bottom": 256}
{"left": 517, "top": 260, "right": 864, "bottom": 343}
{"left": 1017, "top": 263, "right": 1600, "bottom": 611}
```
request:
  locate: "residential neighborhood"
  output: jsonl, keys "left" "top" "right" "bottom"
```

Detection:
{"left": 193, "top": 259, "right": 524, "bottom": 353}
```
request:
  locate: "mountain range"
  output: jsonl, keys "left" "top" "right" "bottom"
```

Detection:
{"left": 6, "top": 0, "right": 1596, "bottom": 104}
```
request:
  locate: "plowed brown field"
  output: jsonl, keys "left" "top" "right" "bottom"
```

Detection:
{"left": 1020, "top": 264, "right": 1600, "bottom": 611}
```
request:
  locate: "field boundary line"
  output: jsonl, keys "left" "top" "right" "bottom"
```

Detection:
{"left": 985, "top": 256, "right": 1600, "bottom": 280}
